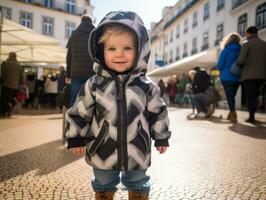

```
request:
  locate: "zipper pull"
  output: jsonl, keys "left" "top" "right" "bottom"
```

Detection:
{"left": 117, "top": 83, "right": 124, "bottom": 100}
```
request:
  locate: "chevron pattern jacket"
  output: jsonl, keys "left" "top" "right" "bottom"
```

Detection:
{"left": 65, "top": 11, "right": 171, "bottom": 171}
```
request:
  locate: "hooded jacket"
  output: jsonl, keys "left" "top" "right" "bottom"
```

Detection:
{"left": 65, "top": 11, "right": 171, "bottom": 171}
{"left": 216, "top": 43, "right": 241, "bottom": 82}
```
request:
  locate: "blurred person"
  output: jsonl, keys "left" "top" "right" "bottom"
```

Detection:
{"left": 65, "top": 11, "right": 171, "bottom": 200}
{"left": 44, "top": 73, "right": 58, "bottom": 108}
{"left": 188, "top": 68, "right": 213, "bottom": 117}
{"left": 216, "top": 32, "right": 241, "bottom": 122}
{"left": 158, "top": 79, "right": 166, "bottom": 97}
{"left": 0, "top": 52, "right": 25, "bottom": 117}
{"left": 167, "top": 79, "right": 177, "bottom": 105}
{"left": 237, "top": 26, "right": 266, "bottom": 123}
{"left": 57, "top": 66, "right": 66, "bottom": 92}
{"left": 66, "top": 14, "right": 95, "bottom": 106}
{"left": 24, "top": 72, "right": 37, "bottom": 108}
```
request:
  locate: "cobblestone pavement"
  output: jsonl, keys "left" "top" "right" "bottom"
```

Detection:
{"left": 0, "top": 108, "right": 266, "bottom": 200}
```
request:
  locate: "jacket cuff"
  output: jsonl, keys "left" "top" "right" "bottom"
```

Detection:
{"left": 154, "top": 138, "right": 169, "bottom": 147}
{"left": 67, "top": 137, "right": 86, "bottom": 149}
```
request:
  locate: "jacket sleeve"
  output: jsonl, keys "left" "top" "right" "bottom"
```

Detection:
{"left": 237, "top": 42, "right": 248, "bottom": 67}
{"left": 65, "top": 80, "right": 95, "bottom": 148}
{"left": 66, "top": 38, "right": 72, "bottom": 79}
{"left": 147, "top": 80, "right": 171, "bottom": 147}
{"left": 216, "top": 50, "right": 226, "bottom": 70}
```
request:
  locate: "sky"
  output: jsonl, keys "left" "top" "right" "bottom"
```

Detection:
{"left": 90, "top": 0, "right": 178, "bottom": 29}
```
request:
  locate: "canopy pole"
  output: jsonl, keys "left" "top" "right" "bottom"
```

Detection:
{"left": 0, "top": 6, "right": 3, "bottom": 62}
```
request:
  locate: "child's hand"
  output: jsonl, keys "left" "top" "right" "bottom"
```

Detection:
{"left": 70, "top": 147, "right": 86, "bottom": 155}
{"left": 156, "top": 146, "right": 168, "bottom": 154}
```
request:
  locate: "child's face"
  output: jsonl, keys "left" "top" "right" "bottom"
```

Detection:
{"left": 104, "top": 32, "right": 136, "bottom": 73}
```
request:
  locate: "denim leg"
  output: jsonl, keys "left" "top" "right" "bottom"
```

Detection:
{"left": 121, "top": 170, "right": 150, "bottom": 192}
{"left": 192, "top": 93, "right": 208, "bottom": 113}
{"left": 222, "top": 82, "right": 239, "bottom": 111}
{"left": 91, "top": 168, "right": 120, "bottom": 192}
{"left": 70, "top": 79, "right": 87, "bottom": 106}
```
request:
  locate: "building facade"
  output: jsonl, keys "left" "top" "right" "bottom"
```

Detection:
{"left": 0, "top": 0, "right": 93, "bottom": 47}
{"left": 148, "top": 0, "right": 266, "bottom": 74}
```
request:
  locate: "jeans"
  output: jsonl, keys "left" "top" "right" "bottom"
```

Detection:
{"left": 92, "top": 168, "right": 150, "bottom": 192}
{"left": 192, "top": 93, "right": 208, "bottom": 113}
{"left": 222, "top": 81, "right": 239, "bottom": 111}
{"left": 70, "top": 79, "right": 87, "bottom": 106}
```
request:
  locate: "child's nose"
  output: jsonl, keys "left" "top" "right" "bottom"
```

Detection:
{"left": 116, "top": 50, "right": 124, "bottom": 57}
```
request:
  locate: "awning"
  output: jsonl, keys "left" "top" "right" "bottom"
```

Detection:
{"left": 148, "top": 47, "right": 220, "bottom": 77}
{"left": 0, "top": 18, "right": 66, "bottom": 65}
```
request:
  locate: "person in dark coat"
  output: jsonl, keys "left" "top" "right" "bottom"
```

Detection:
{"left": 66, "top": 14, "right": 95, "bottom": 106}
{"left": 188, "top": 67, "right": 212, "bottom": 118}
{"left": 216, "top": 32, "right": 241, "bottom": 122}
{"left": 0, "top": 52, "right": 25, "bottom": 117}
{"left": 237, "top": 26, "right": 266, "bottom": 123}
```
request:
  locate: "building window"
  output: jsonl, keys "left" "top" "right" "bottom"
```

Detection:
{"left": 1, "top": 7, "right": 12, "bottom": 20}
{"left": 202, "top": 32, "right": 209, "bottom": 50}
{"left": 192, "top": 38, "right": 197, "bottom": 55}
{"left": 43, "top": 16, "right": 54, "bottom": 36}
{"left": 66, "top": 0, "right": 75, "bottom": 13}
{"left": 65, "top": 21, "right": 76, "bottom": 38}
{"left": 203, "top": 2, "right": 210, "bottom": 20}
{"left": 164, "top": 34, "right": 168, "bottom": 46}
{"left": 176, "top": 25, "right": 180, "bottom": 38}
{"left": 256, "top": 3, "right": 266, "bottom": 30}
{"left": 217, "top": 0, "right": 224, "bottom": 11}
{"left": 170, "top": 30, "right": 173, "bottom": 42}
{"left": 192, "top": 11, "right": 198, "bottom": 27}
{"left": 175, "top": 47, "right": 180, "bottom": 61}
{"left": 184, "top": 19, "right": 188, "bottom": 33}
{"left": 164, "top": 53, "right": 168, "bottom": 65}
{"left": 169, "top": 50, "right": 173, "bottom": 63}
{"left": 183, "top": 42, "right": 187, "bottom": 58}
{"left": 238, "top": 13, "right": 248, "bottom": 36}
{"left": 216, "top": 23, "right": 224, "bottom": 45}
{"left": 44, "top": 0, "right": 53, "bottom": 8}
{"left": 20, "top": 12, "right": 33, "bottom": 28}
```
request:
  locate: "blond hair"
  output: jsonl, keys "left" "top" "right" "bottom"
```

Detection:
{"left": 221, "top": 32, "right": 242, "bottom": 49}
{"left": 98, "top": 24, "right": 137, "bottom": 45}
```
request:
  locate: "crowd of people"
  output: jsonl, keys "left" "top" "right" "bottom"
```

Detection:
{"left": 0, "top": 56, "right": 67, "bottom": 117}
{"left": 156, "top": 26, "right": 266, "bottom": 123}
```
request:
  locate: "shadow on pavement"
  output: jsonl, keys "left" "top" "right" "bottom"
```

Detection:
{"left": 187, "top": 114, "right": 232, "bottom": 124}
{"left": 229, "top": 123, "right": 266, "bottom": 139}
{"left": 0, "top": 139, "right": 82, "bottom": 182}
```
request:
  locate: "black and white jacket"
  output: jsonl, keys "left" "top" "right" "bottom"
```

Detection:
{"left": 65, "top": 11, "right": 171, "bottom": 171}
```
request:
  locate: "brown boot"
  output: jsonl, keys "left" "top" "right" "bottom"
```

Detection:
{"left": 95, "top": 191, "right": 115, "bottom": 200}
{"left": 128, "top": 191, "right": 149, "bottom": 200}
{"left": 227, "top": 111, "right": 237, "bottom": 123}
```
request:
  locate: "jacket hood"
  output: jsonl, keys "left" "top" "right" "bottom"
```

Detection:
{"left": 88, "top": 11, "right": 150, "bottom": 77}
{"left": 225, "top": 43, "right": 241, "bottom": 52}
{"left": 78, "top": 17, "right": 95, "bottom": 33}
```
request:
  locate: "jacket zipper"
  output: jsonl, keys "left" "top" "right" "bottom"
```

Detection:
{"left": 116, "top": 76, "right": 128, "bottom": 171}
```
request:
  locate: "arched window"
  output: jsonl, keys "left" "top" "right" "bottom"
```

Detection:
{"left": 256, "top": 3, "right": 266, "bottom": 29}
{"left": 238, "top": 13, "right": 248, "bottom": 36}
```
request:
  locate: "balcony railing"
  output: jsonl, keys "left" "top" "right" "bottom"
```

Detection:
{"left": 182, "top": 53, "right": 188, "bottom": 58}
{"left": 17, "top": 0, "right": 87, "bottom": 16}
{"left": 232, "top": 0, "right": 249, "bottom": 10}
{"left": 201, "top": 44, "right": 209, "bottom": 51}
{"left": 163, "top": 0, "right": 199, "bottom": 30}
{"left": 191, "top": 49, "right": 198, "bottom": 55}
